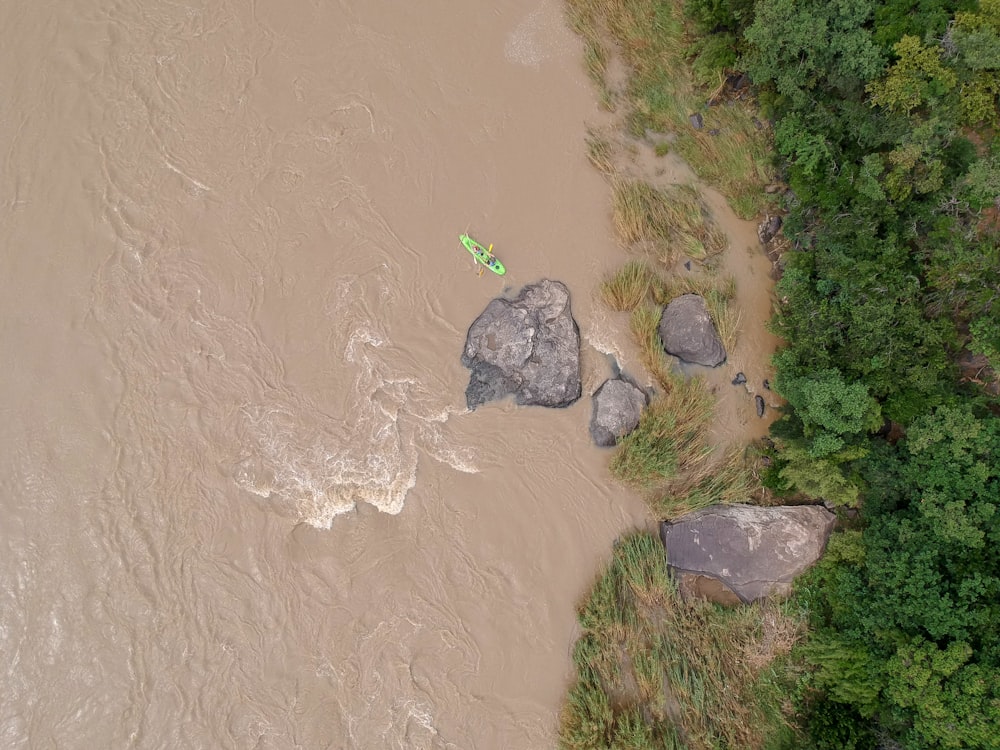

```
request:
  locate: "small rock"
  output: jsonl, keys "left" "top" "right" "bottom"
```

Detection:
{"left": 707, "top": 128, "right": 720, "bottom": 136}
{"left": 689, "top": 112, "right": 704, "bottom": 130}
{"left": 684, "top": 260, "right": 692, "bottom": 271}
{"left": 726, "top": 72, "right": 750, "bottom": 91}
{"left": 755, "top": 394, "right": 766, "bottom": 417}
{"left": 731, "top": 372, "right": 747, "bottom": 386}
{"left": 763, "top": 379, "right": 771, "bottom": 390}
{"left": 764, "top": 183, "right": 783, "bottom": 194}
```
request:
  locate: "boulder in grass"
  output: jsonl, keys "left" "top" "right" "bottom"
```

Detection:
{"left": 658, "top": 294, "right": 726, "bottom": 367}
{"left": 462, "top": 280, "right": 581, "bottom": 409}
{"left": 590, "top": 377, "right": 648, "bottom": 447}
{"left": 659, "top": 504, "right": 836, "bottom": 604}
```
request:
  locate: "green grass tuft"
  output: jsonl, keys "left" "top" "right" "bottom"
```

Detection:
{"left": 601, "top": 260, "right": 654, "bottom": 311}
{"left": 629, "top": 303, "right": 675, "bottom": 387}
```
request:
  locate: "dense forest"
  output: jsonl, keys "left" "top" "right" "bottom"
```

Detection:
{"left": 695, "top": 0, "right": 1000, "bottom": 745}
{"left": 563, "top": 0, "right": 1000, "bottom": 747}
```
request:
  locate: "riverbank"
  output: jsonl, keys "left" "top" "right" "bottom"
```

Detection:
{"left": 568, "top": 0, "right": 786, "bottom": 508}
{"left": 557, "top": 1, "right": 808, "bottom": 746}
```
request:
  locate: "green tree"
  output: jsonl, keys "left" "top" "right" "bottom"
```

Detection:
{"left": 873, "top": 0, "right": 974, "bottom": 49}
{"left": 796, "top": 404, "right": 1000, "bottom": 749}
{"left": 884, "top": 638, "right": 1000, "bottom": 748}
{"left": 868, "top": 35, "right": 958, "bottom": 115}
{"left": 778, "top": 443, "right": 863, "bottom": 505}
{"left": 773, "top": 364, "right": 882, "bottom": 464}
{"left": 744, "top": 0, "right": 885, "bottom": 112}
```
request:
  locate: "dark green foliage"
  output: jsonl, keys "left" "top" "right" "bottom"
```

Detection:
{"left": 689, "top": 32, "right": 738, "bottom": 84}
{"left": 873, "top": 0, "right": 975, "bottom": 49}
{"left": 771, "top": 242, "right": 956, "bottom": 425}
{"left": 798, "top": 698, "right": 879, "bottom": 750}
{"left": 773, "top": 366, "right": 881, "bottom": 450}
{"left": 792, "top": 403, "right": 1000, "bottom": 748}
{"left": 682, "top": 0, "right": 755, "bottom": 82}
{"left": 959, "top": 152, "right": 1000, "bottom": 209}
{"left": 970, "top": 317, "right": 1000, "bottom": 370}
{"left": 743, "top": 0, "right": 885, "bottom": 113}
{"left": 683, "top": 0, "right": 755, "bottom": 34}
{"left": 741, "top": 1, "right": 1000, "bottom": 743}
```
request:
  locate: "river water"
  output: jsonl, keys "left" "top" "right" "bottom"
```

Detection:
{"left": 0, "top": 1, "right": 664, "bottom": 747}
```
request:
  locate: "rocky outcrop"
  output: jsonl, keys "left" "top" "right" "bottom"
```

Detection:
{"left": 659, "top": 504, "right": 836, "bottom": 604}
{"left": 462, "top": 280, "right": 581, "bottom": 409}
{"left": 658, "top": 294, "right": 726, "bottom": 367}
{"left": 590, "top": 377, "right": 647, "bottom": 447}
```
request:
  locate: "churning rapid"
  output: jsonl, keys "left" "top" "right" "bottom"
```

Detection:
{"left": 0, "top": 0, "right": 658, "bottom": 747}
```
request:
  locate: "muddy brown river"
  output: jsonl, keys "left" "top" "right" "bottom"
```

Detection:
{"left": 0, "top": 1, "right": 777, "bottom": 748}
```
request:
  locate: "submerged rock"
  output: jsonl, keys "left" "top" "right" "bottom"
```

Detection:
{"left": 462, "top": 279, "right": 581, "bottom": 409}
{"left": 731, "top": 371, "right": 747, "bottom": 386}
{"left": 755, "top": 394, "right": 766, "bottom": 417}
{"left": 659, "top": 504, "right": 836, "bottom": 604}
{"left": 590, "top": 377, "right": 647, "bottom": 447}
{"left": 658, "top": 294, "right": 726, "bottom": 367}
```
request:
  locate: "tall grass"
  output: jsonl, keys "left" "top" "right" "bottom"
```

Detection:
{"left": 560, "top": 532, "right": 803, "bottom": 750}
{"left": 629, "top": 303, "right": 675, "bottom": 386}
{"left": 601, "top": 259, "right": 654, "bottom": 311}
{"left": 585, "top": 127, "right": 616, "bottom": 176}
{"left": 610, "top": 371, "right": 752, "bottom": 519}
{"left": 611, "top": 179, "right": 727, "bottom": 266}
{"left": 564, "top": 0, "right": 775, "bottom": 218}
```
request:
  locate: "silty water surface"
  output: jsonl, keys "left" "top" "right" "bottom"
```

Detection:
{"left": 0, "top": 1, "right": 652, "bottom": 747}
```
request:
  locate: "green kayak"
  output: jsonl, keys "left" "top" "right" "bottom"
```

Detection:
{"left": 460, "top": 234, "right": 506, "bottom": 275}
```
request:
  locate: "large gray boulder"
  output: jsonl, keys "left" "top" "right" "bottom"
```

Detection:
{"left": 658, "top": 294, "right": 726, "bottom": 367}
{"left": 590, "top": 377, "right": 647, "bottom": 447}
{"left": 659, "top": 504, "right": 836, "bottom": 604}
{"left": 462, "top": 280, "right": 581, "bottom": 409}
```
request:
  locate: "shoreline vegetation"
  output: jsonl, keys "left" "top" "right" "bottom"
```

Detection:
{"left": 560, "top": 0, "right": 1000, "bottom": 748}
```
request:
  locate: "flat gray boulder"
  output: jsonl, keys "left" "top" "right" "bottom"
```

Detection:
{"left": 658, "top": 294, "right": 726, "bottom": 367}
{"left": 659, "top": 504, "right": 836, "bottom": 604}
{"left": 462, "top": 280, "right": 581, "bottom": 409}
{"left": 590, "top": 377, "right": 647, "bottom": 447}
